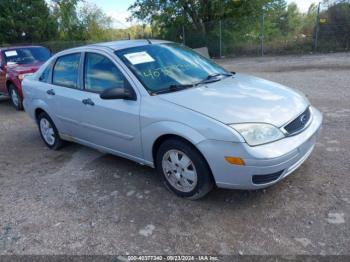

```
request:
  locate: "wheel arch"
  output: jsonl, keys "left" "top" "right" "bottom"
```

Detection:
{"left": 27, "top": 98, "right": 52, "bottom": 122}
{"left": 142, "top": 121, "right": 205, "bottom": 162}
{"left": 152, "top": 134, "right": 192, "bottom": 167}
{"left": 6, "top": 80, "right": 15, "bottom": 92}
{"left": 35, "top": 108, "right": 47, "bottom": 122}
{"left": 143, "top": 121, "right": 214, "bottom": 179}
{"left": 151, "top": 133, "right": 215, "bottom": 185}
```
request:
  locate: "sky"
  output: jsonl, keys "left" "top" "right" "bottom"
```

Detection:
{"left": 85, "top": 0, "right": 319, "bottom": 29}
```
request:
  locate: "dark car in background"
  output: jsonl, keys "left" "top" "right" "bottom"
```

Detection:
{"left": 0, "top": 46, "right": 50, "bottom": 110}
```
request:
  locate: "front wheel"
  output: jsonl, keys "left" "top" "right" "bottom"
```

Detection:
{"left": 37, "top": 112, "right": 64, "bottom": 150}
{"left": 156, "top": 138, "right": 214, "bottom": 200}
{"left": 9, "top": 85, "right": 23, "bottom": 110}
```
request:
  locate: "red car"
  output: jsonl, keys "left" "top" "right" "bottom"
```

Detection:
{"left": 0, "top": 46, "right": 50, "bottom": 110}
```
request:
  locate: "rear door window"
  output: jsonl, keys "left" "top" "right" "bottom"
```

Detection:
{"left": 53, "top": 53, "right": 81, "bottom": 89}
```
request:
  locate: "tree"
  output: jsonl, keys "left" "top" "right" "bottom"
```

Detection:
{"left": 284, "top": 3, "right": 303, "bottom": 36}
{"left": 128, "top": 0, "right": 281, "bottom": 34}
{"left": 51, "top": 0, "right": 84, "bottom": 40}
{"left": 301, "top": 3, "right": 318, "bottom": 36}
{"left": 0, "top": 0, "right": 57, "bottom": 43}
{"left": 79, "top": 4, "right": 113, "bottom": 41}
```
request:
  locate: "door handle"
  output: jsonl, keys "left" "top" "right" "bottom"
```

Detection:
{"left": 46, "top": 89, "right": 55, "bottom": 96}
{"left": 82, "top": 98, "right": 95, "bottom": 106}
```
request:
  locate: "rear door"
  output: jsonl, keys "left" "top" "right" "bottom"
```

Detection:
{"left": 76, "top": 51, "right": 142, "bottom": 158}
{"left": 47, "top": 52, "right": 87, "bottom": 137}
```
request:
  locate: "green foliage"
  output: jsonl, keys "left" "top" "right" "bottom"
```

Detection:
{"left": 104, "top": 25, "right": 152, "bottom": 42}
{"left": 0, "top": 0, "right": 121, "bottom": 44}
{"left": 128, "top": 0, "right": 329, "bottom": 56}
{"left": 1, "top": 0, "right": 348, "bottom": 56}
{"left": 128, "top": 0, "right": 275, "bottom": 34}
{"left": 0, "top": 0, "right": 57, "bottom": 43}
{"left": 51, "top": 0, "right": 84, "bottom": 40}
{"left": 79, "top": 4, "right": 113, "bottom": 41}
{"left": 301, "top": 3, "right": 318, "bottom": 36}
{"left": 51, "top": 0, "right": 114, "bottom": 41}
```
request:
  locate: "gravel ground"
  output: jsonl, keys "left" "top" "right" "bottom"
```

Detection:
{"left": 0, "top": 53, "right": 349, "bottom": 256}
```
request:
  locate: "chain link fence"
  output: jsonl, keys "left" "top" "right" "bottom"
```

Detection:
{"left": 316, "top": 1, "right": 350, "bottom": 52}
{"left": 163, "top": 1, "right": 350, "bottom": 57}
{"left": 2, "top": 1, "right": 349, "bottom": 57}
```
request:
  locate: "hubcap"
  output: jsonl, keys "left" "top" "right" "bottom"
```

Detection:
{"left": 162, "top": 150, "right": 197, "bottom": 193}
{"left": 11, "top": 89, "right": 19, "bottom": 107}
{"left": 40, "top": 118, "right": 55, "bottom": 146}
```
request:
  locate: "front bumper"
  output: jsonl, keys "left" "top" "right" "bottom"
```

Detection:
{"left": 197, "top": 106, "right": 323, "bottom": 190}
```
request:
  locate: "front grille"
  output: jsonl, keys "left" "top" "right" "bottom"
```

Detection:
{"left": 252, "top": 170, "right": 284, "bottom": 185}
{"left": 284, "top": 107, "right": 311, "bottom": 135}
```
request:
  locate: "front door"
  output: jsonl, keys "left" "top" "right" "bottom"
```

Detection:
{"left": 77, "top": 52, "right": 142, "bottom": 159}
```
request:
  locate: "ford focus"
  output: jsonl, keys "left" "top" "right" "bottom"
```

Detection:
{"left": 22, "top": 40, "right": 322, "bottom": 199}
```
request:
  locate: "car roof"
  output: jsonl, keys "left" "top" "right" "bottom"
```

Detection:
{"left": 0, "top": 45, "right": 47, "bottom": 52}
{"left": 90, "top": 39, "right": 171, "bottom": 51}
{"left": 57, "top": 39, "right": 173, "bottom": 55}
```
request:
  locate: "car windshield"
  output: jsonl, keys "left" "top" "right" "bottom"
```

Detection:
{"left": 4, "top": 47, "right": 50, "bottom": 65}
{"left": 115, "top": 43, "right": 230, "bottom": 94}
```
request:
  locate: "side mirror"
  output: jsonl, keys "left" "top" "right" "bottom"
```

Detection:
{"left": 100, "top": 87, "right": 136, "bottom": 100}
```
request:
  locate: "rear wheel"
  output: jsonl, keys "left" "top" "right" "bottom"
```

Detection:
{"left": 37, "top": 112, "right": 64, "bottom": 150}
{"left": 156, "top": 138, "right": 214, "bottom": 200}
{"left": 9, "top": 84, "right": 23, "bottom": 110}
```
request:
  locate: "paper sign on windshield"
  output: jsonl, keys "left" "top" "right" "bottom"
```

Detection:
{"left": 4, "top": 51, "right": 18, "bottom": 57}
{"left": 124, "top": 52, "right": 155, "bottom": 65}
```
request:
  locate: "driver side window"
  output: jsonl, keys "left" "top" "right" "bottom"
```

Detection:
{"left": 84, "top": 53, "right": 125, "bottom": 93}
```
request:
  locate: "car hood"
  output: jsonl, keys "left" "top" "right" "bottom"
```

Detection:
{"left": 7, "top": 62, "right": 43, "bottom": 75}
{"left": 159, "top": 73, "right": 309, "bottom": 127}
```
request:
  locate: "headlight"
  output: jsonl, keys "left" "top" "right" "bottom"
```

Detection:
{"left": 18, "top": 73, "right": 33, "bottom": 81}
{"left": 230, "top": 123, "right": 285, "bottom": 146}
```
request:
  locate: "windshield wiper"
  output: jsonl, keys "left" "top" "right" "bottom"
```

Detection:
{"left": 151, "top": 83, "right": 196, "bottom": 95}
{"left": 208, "top": 73, "right": 233, "bottom": 78}
{"left": 206, "top": 72, "right": 233, "bottom": 80}
{"left": 197, "top": 72, "right": 234, "bottom": 85}
{"left": 151, "top": 73, "right": 233, "bottom": 95}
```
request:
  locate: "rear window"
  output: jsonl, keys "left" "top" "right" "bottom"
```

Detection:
{"left": 4, "top": 47, "right": 50, "bottom": 65}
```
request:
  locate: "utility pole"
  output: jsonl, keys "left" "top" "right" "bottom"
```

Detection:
{"left": 261, "top": 9, "right": 265, "bottom": 56}
{"left": 182, "top": 25, "right": 186, "bottom": 45}
{"left": 142, "top": 24, "right": 145, "bottom": 39}
{"left": 219, "top": 20, "right": 222, "bottom": 58}
{"left": 219, "top": 0, "right": 225, "bottom": 58}
{"left": 314, "top": 2, "right": 321, "bottom": 52}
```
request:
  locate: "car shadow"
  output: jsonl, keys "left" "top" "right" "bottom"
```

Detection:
{"left": 0, "top": 96, "right": 10, "bottom": 104}
{"left": 0, "top": 96, "right": 17, "bottom": 112}
{"left": 67, "top": 143, "right": 290, "bottom": 210}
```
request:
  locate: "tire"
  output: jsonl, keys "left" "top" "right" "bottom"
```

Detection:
{"left": 156, "top": 138, "right": 214, "bottom": 200}
{"left": 37, "top": 112, "right": 64, "bottom": 150}
{"left": 9, "top": 84, "right": 23, "bottom": 110}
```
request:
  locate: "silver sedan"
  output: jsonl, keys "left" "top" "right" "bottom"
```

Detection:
{"left": 22, "top": 40, "right": 322, "bottom": 199}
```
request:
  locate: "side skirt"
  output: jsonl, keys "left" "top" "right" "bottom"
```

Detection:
{"left": 60, "top": 133, "right": 155, "bottom": 168}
